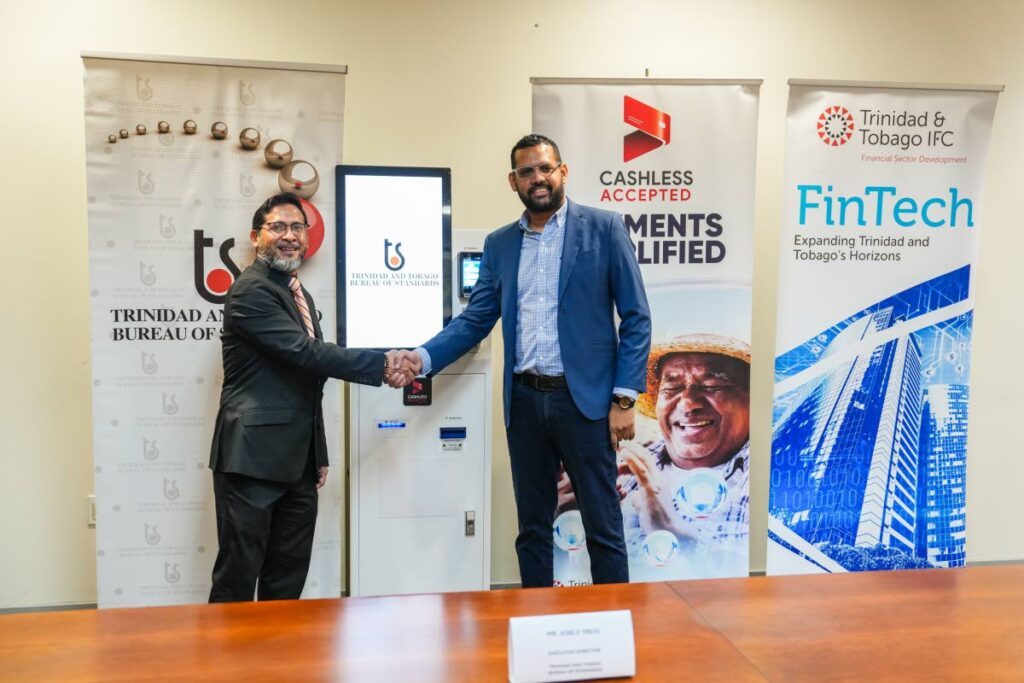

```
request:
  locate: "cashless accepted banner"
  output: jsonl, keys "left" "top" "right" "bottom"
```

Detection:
{"left": 533, "top": 79, "right": 760, "bottom": 585}
{"left": 84, "top": 54, "right": 345, "bottom": 606}
{"left": 768, "top": 82, "right": 1000, "bottom": 575}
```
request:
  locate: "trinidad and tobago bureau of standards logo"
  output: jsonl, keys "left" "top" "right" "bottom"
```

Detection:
{"left": 384, "top": 238, "right": 406, "bottom": 271}
{"left": 623, "top": 95, "right": 671, "bottom": 162}
{"left": 817, "top": 105, "right": 855, "bottom": 146}
{"left": 193, "top": 198, "right": 326, "bottom": 304}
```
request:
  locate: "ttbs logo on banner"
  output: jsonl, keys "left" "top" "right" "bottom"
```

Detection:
{"left": 143, "top": 438, "right": 159, "bottom": 462}
{"left": 623, "top": 96, "right": 671, "bottom": 162}
{"left": 194, "top": 231, "right": 242, "bottom": 304}
{"left": 137, "top": 171, "right": 154, "bottom": 195}
{"left": 239, "top": 174, "right": 255, "bottom": 197}
{"left": 135, "top": 75, "right": 153, "bottom": 101}
{"left": 164, "top": 562, "right": 181, "bottom": 584}
{"left": 159, "top": 214, "right": 176, "bottom": 238}
{"left": 239, "top": 80, "right": 255, "bottom": 106}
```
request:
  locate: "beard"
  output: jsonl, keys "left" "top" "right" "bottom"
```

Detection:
{"left": 256, "top": 243, "right": 304, "bottom": 273}
{"left": 517, "top": 180, "right": 565, "bottom": 213}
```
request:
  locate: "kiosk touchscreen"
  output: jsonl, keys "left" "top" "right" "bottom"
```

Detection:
{"left": 458, "top": 251, "right": 482, "bottom": 300}
{"left": 335, "top": 165, "right": 452, "bottom": 348}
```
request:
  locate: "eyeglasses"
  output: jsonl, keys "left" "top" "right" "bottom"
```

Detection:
{"left": 262, "top": 221, "right": 308, "bottom": 236}
{"left": 512, "top": 162, "right": 563, "bottom": 180}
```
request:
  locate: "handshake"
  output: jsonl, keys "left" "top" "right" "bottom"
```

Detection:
{"left": 384, "top": 349, "right": 424, "bottom": 389}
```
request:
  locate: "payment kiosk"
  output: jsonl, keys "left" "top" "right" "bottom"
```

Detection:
{"left": 338, "top": 165, "right": 492, "bottom": 597}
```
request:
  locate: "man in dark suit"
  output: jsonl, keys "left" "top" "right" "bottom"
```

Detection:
{"left": 209, "top": 192, "right": 405, "bottom": 602}
{"left": 396, "top": 135, "right": 651, "bottom": 587}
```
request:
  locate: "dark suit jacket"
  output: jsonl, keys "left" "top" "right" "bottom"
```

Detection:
{"left": 209, "top": 259, "right": 385, "bottom": 484}
{"left": 423, "top": 199, "right": 651, "bottom": 425}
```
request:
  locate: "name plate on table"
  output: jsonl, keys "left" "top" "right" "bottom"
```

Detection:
{"left": 508, "top": 609, "right": 635, "bottom": 683}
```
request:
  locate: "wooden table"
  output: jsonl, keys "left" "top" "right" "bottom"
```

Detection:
{"left": 671, "top": 564, "right": 1024, "bottom": 682}
{"left": 1, "top": 565, "right": 1021, "bottom": 682}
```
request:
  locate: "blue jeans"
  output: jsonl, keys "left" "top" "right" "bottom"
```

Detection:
{"left": 507, "top": 381, "right": 629, "bottom": 587}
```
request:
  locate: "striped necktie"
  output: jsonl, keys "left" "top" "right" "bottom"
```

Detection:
{"left": 288, "top": 276, "right": 316, "bottom": 338}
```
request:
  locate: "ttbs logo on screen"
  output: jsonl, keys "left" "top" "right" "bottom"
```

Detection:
{"left": 193, "top": 198, "right": 327, "bottom": 304}
{"left": 623, "top": 96, "right": 671, "bottom": 162}
{"left": 384, "top": 238, "right": 406, "bottom": 271}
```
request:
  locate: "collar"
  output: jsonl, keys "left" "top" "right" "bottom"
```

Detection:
{"left": 654, "top": 440, "right": 750, "bottom": 480}
{"left": 518, "top": 197, "right": 568, "bottom": 234}
{"left": 250, "top": 256, "right": 295, "bottom": 287}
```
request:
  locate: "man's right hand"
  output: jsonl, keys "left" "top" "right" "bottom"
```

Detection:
{"left": 620, "top": 441, "right": 695, "bottom": 541}
{"left": 385, "top": 350, "right": 414, "bottom": 388}
{"left": 399, "top": 349, "right": 424, "bottom": 376}
{"left": 385, "top": 349, "right": 423, "bottom": 388}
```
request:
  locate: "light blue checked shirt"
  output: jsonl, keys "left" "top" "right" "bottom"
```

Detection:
{"left": 418, "top": 199, "right": 634, "bottom": 400}
{"left": 513, "top": 200, "right": 569, "bottom": 376}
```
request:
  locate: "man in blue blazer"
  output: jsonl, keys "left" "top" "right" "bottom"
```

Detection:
{"left": 396, "top": 134, "right": 651, "bottom": 587}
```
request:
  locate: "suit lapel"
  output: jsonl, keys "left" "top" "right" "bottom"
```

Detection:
{"left": 504, "top": 225, "right": 524, "bottom": 314}
{"left": 557, "top": 201, "right": 582, "bottom": 305}
{"left": 259, "top": 261, "right": 312, "bottom": 335}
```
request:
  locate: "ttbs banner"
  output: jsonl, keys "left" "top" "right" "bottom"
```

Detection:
{"left": 83, "top": 53, "right": 345, "bottom": 606}
{"left": 769, "top": 81, "right": 1001, "bottom": 574}
{"left": 533, "top": 78, "right": 760, "bottom": 584}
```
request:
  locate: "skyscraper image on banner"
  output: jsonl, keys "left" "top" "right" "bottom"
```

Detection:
{"left": 769, "top": 267, "right": 969, "bottom": 572}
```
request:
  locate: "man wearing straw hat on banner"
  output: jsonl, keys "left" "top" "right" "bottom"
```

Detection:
{"left": 618, "top": 333, "right": 750, "bottom": 577}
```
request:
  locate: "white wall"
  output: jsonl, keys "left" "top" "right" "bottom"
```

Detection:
{"left": 2, "top": 0, "right": 1022, "bottom": 608}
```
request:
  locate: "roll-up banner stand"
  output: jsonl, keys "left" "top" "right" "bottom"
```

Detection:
{"left": 83, "top": 52, "right": 346, "bottom": 606}
{"left": 533, "top": 78, "right": 760, "bottom": 584}
{"left": 769, "top": 80, "right": 1002, "bottom": 575}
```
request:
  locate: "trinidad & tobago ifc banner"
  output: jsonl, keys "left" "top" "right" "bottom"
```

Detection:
{"left": 769, "top": 80, "right": 1001, "bottom": 575}
{"left": 83, "top": 53, "right": 345, "bottom": 606}
{"left": 533, "top": 78, "right": 761, "bottom": 585}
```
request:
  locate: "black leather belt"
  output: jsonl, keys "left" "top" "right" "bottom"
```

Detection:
{"left": 514, "top": 373, "right": 567, "bottom": 391}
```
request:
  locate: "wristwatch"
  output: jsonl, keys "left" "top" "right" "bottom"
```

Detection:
{"left": 612, "top": 394, "right": 636, "bottom": 410}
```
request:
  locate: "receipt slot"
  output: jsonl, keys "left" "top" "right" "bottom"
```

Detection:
{"left": 347, "top": 227, "right": 492, "bottom": 597}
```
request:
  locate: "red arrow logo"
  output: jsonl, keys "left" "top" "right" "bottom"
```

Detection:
{"left": 624, "top": 96, "right": 671, "bottom": 162}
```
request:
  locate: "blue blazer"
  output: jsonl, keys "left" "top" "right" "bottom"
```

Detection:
{"left": 423, "top": 200, "right": 651, "bottom": 425}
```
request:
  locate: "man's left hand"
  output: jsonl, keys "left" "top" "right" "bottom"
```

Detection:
{"left": 609, "top": 404, "right": 635, "bottom": 449}
{"left": 316, "top": 466, "right": 328, "bottom": 489}
{"left": 555, "top": 465, "right": 576, "bottom": 515}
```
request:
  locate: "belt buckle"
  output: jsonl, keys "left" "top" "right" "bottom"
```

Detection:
{"left": 536, "top": 375, "right": 555, "bottom": 391}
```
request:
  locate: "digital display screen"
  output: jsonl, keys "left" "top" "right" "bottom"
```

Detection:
{"left": 337, "top": 167, "right": 452, "bottom": 348}
{"left": 459, "top": 252, "right": 482, "bottom": 299}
